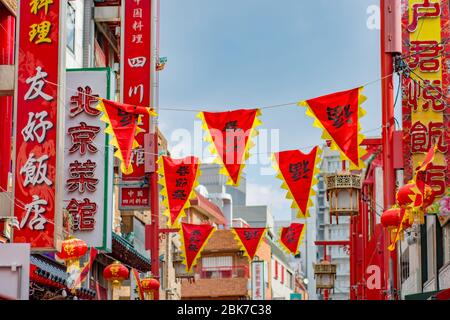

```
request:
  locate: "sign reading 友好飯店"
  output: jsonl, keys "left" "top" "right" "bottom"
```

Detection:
{"left": 12, "top": 0, "right": 66, "bottom": 250}
{"left": 119, "top": 0, "right": 153, "bottom": 210}
{"left": 64, "top": 69, "right": 114, "bottom": 251}
{"left": 251, "top": 260, "right": 265, "bottom": 300}
{"left": 402, "top": 0, "right": 450, "bottom": 226}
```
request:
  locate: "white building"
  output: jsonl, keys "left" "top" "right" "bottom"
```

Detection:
{"left": 314, "top": 145, "right": 350, "bottom": 300}
{"left": 275, "top": 213, "right": 317, "bottom": 300}
{"left": 270, "top": 241, "right": 295, "bottom": 300}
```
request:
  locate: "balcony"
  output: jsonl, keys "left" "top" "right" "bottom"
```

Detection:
{"left": 199, "top": 266, "right": 249, "bottom": 279}
{"left": 181, "top": 266, "right": 250, "bottom": 299}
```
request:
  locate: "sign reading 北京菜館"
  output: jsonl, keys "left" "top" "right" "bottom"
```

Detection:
{"left": 63, "top": 69, "right": 114, "bottom": 251}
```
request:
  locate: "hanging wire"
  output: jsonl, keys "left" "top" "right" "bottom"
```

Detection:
{"left": 43, "top": 73, "right": 390, "bottom": 114}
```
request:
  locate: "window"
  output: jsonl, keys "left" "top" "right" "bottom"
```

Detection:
{"left": 66, "top": 2, "right": 76, "bottom": 53}
{"left": 286, "top": 271, "right": 293, "bottom": 289}
{"left": 201, "top": 256, "right": 233, "bottom": 279}
{"left": 281, "top": 266, "right": 284, "bottom": 284}
{"left": 202, "top": 256, "right": 232, "bottom": 268}
{"left": 274, "top": 260, "right": 278, "bottom": 279}
{"left": 401, "top": 249, "right": 410, "bottom": 283}
{"left": 427, "top": 221, "right": 436, "bottom": 281}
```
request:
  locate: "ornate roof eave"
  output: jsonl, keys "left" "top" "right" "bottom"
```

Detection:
{"left": 111, "top": 232, "right": 151, "bottom": 272}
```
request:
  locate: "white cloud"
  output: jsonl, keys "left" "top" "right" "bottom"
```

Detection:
{"left": 246, "top": 182, "right": 292, "bottom": 220}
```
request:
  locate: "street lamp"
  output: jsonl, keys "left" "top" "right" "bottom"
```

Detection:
{"left": 313, "top": 260, "right": 337, "bottom": 299}
{"left": 325, "top": 172, "right": 362, "bottom": 224}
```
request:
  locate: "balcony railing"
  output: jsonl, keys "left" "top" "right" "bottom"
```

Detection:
{"left": 199, "top": 266, "right": 249, "bottom": 279}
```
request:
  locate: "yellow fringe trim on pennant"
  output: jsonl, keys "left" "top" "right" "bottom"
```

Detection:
{"left": 178, "top": 224, "right": 216, "bottom": 273}
{"left": 157, "top": 157, "right": 202, "bottom": 228}
{"left": 277, "top": 224, "right": 307, "bottom": 256}
{"left": 271, "top": 148, "right": 322, "bottom": 219}
{"left": 298, "top": 87, "right": 367, "bottom": 170}
{"left": 196, "top": 109, "right": 262, "bottom": 187}
{"left": 230, "top": 227, "right": 267, "bottom": 262}
{"left": 96, "top": 99, "right": 142, "bottom": 174}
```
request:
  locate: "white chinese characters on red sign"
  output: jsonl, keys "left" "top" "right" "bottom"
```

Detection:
{"left": 120, "top": 187, "right": 150, "bottom": 207}
{"left": 13, "top": 0, "right": 63, "bottom": 249}
{"left": 120, "top": 0, "right": 152, "bottom": 209}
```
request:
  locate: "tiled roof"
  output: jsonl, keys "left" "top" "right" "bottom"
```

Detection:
{"left": 111, "top": 232, "right": 151, "bottom": 272}
{"left": 30, "top": 254, "right": 96, "bottom": 299}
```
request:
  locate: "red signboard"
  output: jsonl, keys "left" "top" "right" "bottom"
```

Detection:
{"left": 120, "top": 186, "right": 150, "bottom": 208}
{"left": 119, "top": 0, "right": 152, "bottom": 209}
{"left": 12, "top": 0, "right": 65, "bottom": 250}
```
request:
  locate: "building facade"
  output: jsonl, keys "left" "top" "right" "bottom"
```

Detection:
{"left": 180, "top": 229, "right": 272, "bottom": 300}
{"left": 314, "top": 145, "right": 350, "bottom": 300}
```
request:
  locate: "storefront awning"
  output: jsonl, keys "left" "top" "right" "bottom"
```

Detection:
{"left": 30, "top": 255, "right": 96, "bottom": 299}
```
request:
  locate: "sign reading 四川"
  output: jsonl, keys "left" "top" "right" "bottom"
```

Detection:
{"left": 119, "top": 0, "right": 152, "bottom": 210}
{"left": 402, "top": 0, "right": 450, "bottom": 207}
{"left": 12, "top": 0, "right": 66, "bottom": 250}
{"left": 64, "top": 69, "right": 114, "bottom": 251}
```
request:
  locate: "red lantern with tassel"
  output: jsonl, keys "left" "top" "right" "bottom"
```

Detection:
{"left": 141, "top": 277, "right": 160, "bottom": 300}
{"left": 381, "top": 207, "right": 413, "bottom": 243}
{"left": 381, "top": 207, "right": 401, "bottom": 228}
{"left": 103, "top": 261, "right": 129, "bottom": 291}
{"left": 396, "top": 182, "right": 420, "bottom": 208}
{"left": 56, "top": 237, "right": 88, "bottom": 274}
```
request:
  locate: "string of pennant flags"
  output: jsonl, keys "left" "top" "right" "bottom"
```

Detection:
{"left": 12, "top": 43, "right": 444, "bottom": 272}
{"left": 8, "top": 68, "right": 444, "bottom": 273}
{"left": 76, "top": 85, "right": 369, "bottom": 272}
{"left": 23, "top": 73, "right": 443, "bottom": 272}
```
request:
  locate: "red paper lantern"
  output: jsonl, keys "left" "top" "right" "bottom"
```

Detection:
{"left": 56, "top": 237, "right": 88, "bottom": 273}
{"left": 103, "top": 261, "right": 129, "bottom": 288}
{"left": 396, "top": 183, "right": 419, "bottom": 208}
{"left": 381, "top": 208, "right": 401, "bottom": 228}
{"left": 141, "top": 278, "right": 159, "bottom": 292}
{"left": 141, "top": 277, "right": 160, "bottom": 299}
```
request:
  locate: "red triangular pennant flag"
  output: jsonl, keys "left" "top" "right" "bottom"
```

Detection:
{"left": 158, "top": 156, "right": 200, "bottom": 227}
{"left": 131, "top": 268, "right": 145, "bottom": 300}
{"left": 232, "top": 227, "right": 267, "bottom": 260}
{"left": 69, "top": 247, "right": 97, "bottom": 292}
{"left": 299, "top": 87, "right": 366, "bottom": 169}
{"left": 180, "top": 223, "right": 216, "bottom": 272}
{"left": 273, "top": 147, "right": 321, "bottom": 218}
{"left": 415, "top": 143, "right": 437, "bottom": 179}
{"left": 198, "top": 109, "right": 261, "bottom": 186}
{"left": 96, "top": 98, "right": 156, "bottom": 174}
{"left": 279, "top": 223, "right": 306, "bottom": 255}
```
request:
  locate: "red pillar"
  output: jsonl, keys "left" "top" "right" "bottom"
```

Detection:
{"left": 323, "top": 289, "right": 329, "bottom": 301}
{"left": 0, "top": 7, "right": 15, "bottom": 191}
{"left": 380, "top": 0, "right": 398, "bottom": 299}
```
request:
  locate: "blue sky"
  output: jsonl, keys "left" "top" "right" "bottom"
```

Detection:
{"left": 158, "top": 0, "right": 401, "bottom": 220}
